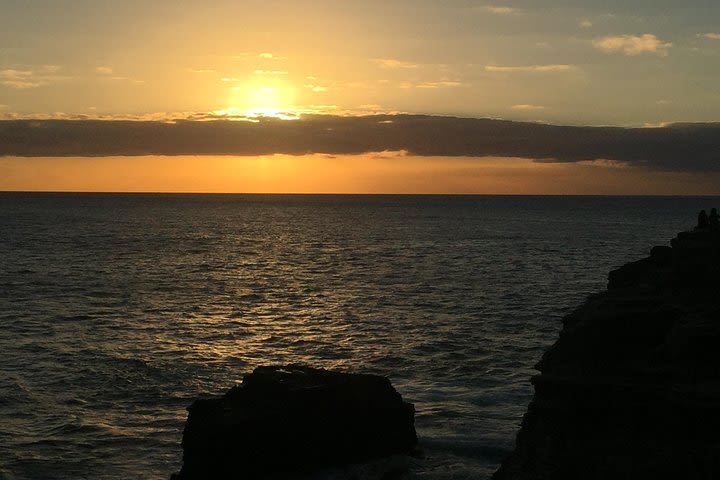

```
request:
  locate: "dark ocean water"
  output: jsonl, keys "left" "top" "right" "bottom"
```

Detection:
{"left": 0, "top": 193, "right": 715, "bottom": 480}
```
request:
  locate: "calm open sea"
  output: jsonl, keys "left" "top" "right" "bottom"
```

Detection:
{"left": 0, "top": 193, "right": 715, "bottom": 479}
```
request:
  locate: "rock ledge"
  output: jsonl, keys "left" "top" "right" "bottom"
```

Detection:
{"left": 173, "top": 364, "right": 418, "bottom": 479}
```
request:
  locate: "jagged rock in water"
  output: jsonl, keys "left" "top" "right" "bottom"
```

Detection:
{"left": 173, "top": 365, "right": 418, "bottom": 479}
{"left": 494, "top": 229, "right": 720, "bottom": 480}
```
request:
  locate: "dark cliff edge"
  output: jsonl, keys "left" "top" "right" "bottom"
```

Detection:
{"left": 172, "top": 365, "right": 418, "bottom": 479}
{"left": 493, "top": 229, "right": 720, "bottom": 480}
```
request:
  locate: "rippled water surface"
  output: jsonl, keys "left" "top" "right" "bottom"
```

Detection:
{"left": 0, "top": 193, "right": 715, "bottom": 479}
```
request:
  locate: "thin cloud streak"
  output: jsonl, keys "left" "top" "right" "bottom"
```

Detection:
{"left": 253, "top": 69, "right": 289, "bottom": 75}
{"left": 511, "top": 104, "right": 546, "bottom": 110}
{"left": 0, "top": 66, "right": 71, "bottom": 89}
{"left": 304, "top": 84, "right": 328, "bottom": 92}
{"left": 484, "top": 6, "right": 516, "bottom": 15}
{"left": 1, "top": 115, "right": 719, "bottom": 172}
{"left": 485, "top": 64, "right": 575, "bottom": 73}
{"left": 0, "top": 70, "right": 40, "bottom": 89}
{"left": 593, "top": 34, "right": 672, "bottom": 56}
{"left": 374, "top": 59, "right": 419, "bottom": 69}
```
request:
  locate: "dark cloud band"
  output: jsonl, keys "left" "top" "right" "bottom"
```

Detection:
{"left": 1, "top": 115, "right": 719, "bottom": 172}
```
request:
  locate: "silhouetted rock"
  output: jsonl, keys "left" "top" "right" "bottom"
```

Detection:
{"left": 172, "top": 365, "right": 417, "bottom": 479}
{"left": 494, "top": 228, "right": 720, "bottom": 480}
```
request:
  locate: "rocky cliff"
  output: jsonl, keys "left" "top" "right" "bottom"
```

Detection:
{"left": 493, "top": 229, "right": 720, "bottom": 480}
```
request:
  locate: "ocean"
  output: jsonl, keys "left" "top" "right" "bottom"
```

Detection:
{"left": 0, "top": 193, "right": 714, "bottom": 479}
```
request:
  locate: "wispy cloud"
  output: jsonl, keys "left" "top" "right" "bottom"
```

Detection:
{"left": 399, "top": 80, "right": 462, "bottom": 89}
{"left": 579, "top": 19, "right": 592, "bottom": 28}
{"left": 511, "top": 104, "right": 546, "bottom": 110}
{"left": 698, "top": 33, "right": 720, "bottom": 40}
{"left": 254, "top": 69, "right": 289, "bottom": 75}
{"left": 94, "top": 66, "right": 143, "bottom": 84}
{"left": 191, "top": 69, "right": 216, "bottom": 74}
{"left": 593, "top": 34, "right": 672, "bottom": 56}
{"left": 109, "top": 76, "right": 144, "bottom": 85}
{"left": 0, "top": 66, "right": 69, "bottom": 89}
{"left": 0, "top": 69, "right": 40, "bottom": 89}
{"left": 305, "top": 84, "right": 328, "bottom": 92}
{"left": 374, "top": 58, "right": 418, "bottom": 69}
{"left": 484, "top": 6, "right": 516, "bottom": 15}
{"left": 485, "top": 64, "right": 575, "bottom": 73}
{"left": 414, "top": 80, "right": 462, "bottom": 89}
{"left": 258, "top": 52, "right": 287, "bottom": 60}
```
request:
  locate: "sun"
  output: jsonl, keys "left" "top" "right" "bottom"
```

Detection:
{"left": 222, "top": 78, "right": 298, "bottom": 120}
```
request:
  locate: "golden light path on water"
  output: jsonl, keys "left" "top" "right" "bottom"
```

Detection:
{"left": 2, "top": 153, "right": 720, "bottom": 194}
{"left": 2, "top": 190, "right": 716, "bottom": 479}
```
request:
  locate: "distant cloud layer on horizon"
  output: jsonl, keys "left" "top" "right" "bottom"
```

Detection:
{"left": 1, "top": 115, "right": 719, "bottom": 172}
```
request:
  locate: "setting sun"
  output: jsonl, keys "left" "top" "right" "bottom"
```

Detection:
{"left": 227, "top": 77, "right": 297, "bottom": 118}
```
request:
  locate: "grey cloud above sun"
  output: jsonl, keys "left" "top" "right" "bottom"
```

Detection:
{"left": 2, "top": 115, "right": 719, "bottom": 172}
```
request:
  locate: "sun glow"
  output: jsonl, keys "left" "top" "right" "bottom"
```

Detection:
{"left": 225, "top": 79, "right": 298, "bottom": 120}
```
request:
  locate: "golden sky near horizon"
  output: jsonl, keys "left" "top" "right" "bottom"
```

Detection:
{"left": 2, "top": 1, "right": 720, "bottom": 193}
{"left": 3, "top": 154, "right": 720, "bottom": 195}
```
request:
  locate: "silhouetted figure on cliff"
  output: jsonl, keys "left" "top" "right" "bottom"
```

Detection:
{"left": 710, "top": 208, "right": 720, "bottom": 230}
{"left": 697, "top": 209, "right": 709, "bottom": 230}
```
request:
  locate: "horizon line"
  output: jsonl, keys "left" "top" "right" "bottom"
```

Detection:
{"left": 2, "top": 190, "right": 719, "bottom": 198}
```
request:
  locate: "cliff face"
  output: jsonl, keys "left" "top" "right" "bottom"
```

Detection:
{"left": 494, "top": 229, "right": 720, "bottom": 480}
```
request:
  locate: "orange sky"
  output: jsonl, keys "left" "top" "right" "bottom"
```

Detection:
{"left": 3, "top": 3, "right": 720, "bottom": 194}
{"left": 3, "top": 154, "right": 719, "bottom": 195}
{"left": 3, "top": 2, "right": 720, "bottom": 126}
